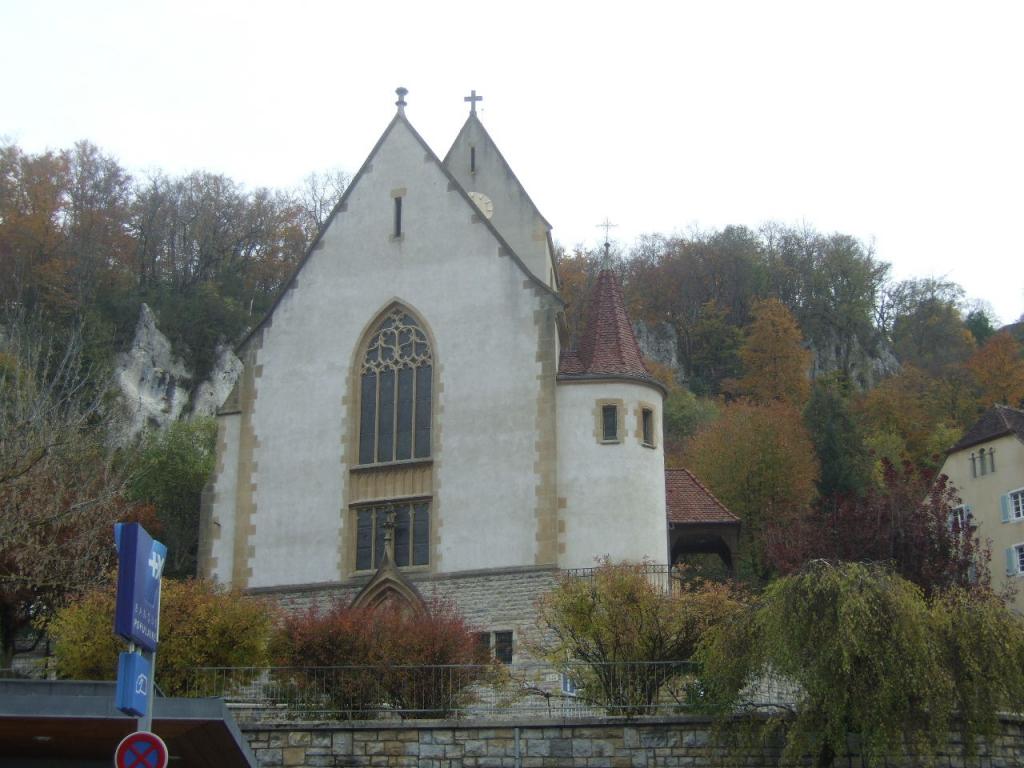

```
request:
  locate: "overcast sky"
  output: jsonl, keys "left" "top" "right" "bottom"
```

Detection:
{"left": 3, "top": 1, "right": 1022, "bottom": 324}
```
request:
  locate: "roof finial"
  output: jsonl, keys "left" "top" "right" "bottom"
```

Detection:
{"left": 464, "top": 89, "right": 483, "bottom": 115}
{"left": 597, "top": 217, "right": 617, "bottom": 268}
{"left": 395, "top": 87, "right": 408, "bottom": 115}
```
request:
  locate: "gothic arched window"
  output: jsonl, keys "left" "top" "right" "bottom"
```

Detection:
{"left": 358, "top": 308, "right": 432, "bottom": 464}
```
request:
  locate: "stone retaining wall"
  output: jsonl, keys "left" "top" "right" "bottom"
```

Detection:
{"left": 243, "top": 715, "right": 1024, "bottom": 768}
{"left": 250, "top": 567, "right": 560, "bottom": 662}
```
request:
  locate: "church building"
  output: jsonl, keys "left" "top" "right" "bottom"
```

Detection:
{"left": 199, "top": 89, "right": 721, "bottom": 658}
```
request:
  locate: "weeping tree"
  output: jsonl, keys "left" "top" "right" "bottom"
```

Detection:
{"left": 697, "top": 561, "right": 1024, "bottom": 767}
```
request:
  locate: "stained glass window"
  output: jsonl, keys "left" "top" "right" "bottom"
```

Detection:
{"left": 358, "top": 309, "right": 432, "bottom": 464}
{"left": 354, "top": 501, "right": 431, "bottom": 571}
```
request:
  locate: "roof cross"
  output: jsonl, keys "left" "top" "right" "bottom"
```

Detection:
{"left": 464, "top": 90, "right": 483, "bottom": 114}
{"left": 596, "top": 217, "right": 617, "bottom": 265}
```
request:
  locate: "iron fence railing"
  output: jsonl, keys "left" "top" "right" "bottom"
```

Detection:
{"left": 183, "top": 661, "right": 795, "bottom": 723}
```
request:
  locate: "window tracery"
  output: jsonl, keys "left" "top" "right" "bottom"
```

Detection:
{"left": 358, "top": 308, "right": 433, "bottom": 464}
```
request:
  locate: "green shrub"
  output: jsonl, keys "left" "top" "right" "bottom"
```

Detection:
{"left": 49, "top": 578, "right": 276, "bottom": 695}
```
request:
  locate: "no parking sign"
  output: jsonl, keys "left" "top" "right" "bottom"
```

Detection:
{"left": 114, "top": 731, "right": 168, "bottom": 768}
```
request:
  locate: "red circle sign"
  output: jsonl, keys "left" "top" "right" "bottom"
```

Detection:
{"left": 115, "top": 731, "right": 169, "bottom": 768}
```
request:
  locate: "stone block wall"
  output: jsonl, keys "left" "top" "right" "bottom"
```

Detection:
{"left": 250, "top": 566, "right": 559, "bottom": 662}
{"left": 242, "top": 715, "right": 1024, "bottom": 768}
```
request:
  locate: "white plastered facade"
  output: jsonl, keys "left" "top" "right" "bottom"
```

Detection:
{"left": 200, "top": 106, "right": 668, "bottom": 615}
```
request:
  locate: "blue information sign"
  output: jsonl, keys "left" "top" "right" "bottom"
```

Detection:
{"left": 114, "top": 523, "right": 167, "bottom": 652}
{"left": 115, "top": 651, "right": 152, "bottom": 717}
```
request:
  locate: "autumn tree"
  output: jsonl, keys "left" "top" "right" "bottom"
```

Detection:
{"left": 685, "top": 401, "right": 819, "bottom": 582}
{"left": 49, "top": 578, "right": 275, "bottom": 694}
{"left": 765, "top": 460, "right": 981, "bottom": 597}
{"left": 856, "top": 365, "right": 969, "bottom": 472}
{"left": 888, "top": 278, "right": 975, "bottom": 375}
{"left": 729, "top": 298, "right": 811, "bottom": 406}
{"left": 535, "top": 561, "right": 747, "bottom": 715}
{"left": 0, "top": 316, "right": 137, "bottom": 666}
{"left": 966, "top": 332, "right": 1024, "bottom": 408}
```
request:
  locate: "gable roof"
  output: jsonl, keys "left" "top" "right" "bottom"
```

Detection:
{"left": 558, "top": 268, "right": 664, "bottom": 392}
{"left": 443, "top": 113, "right": 553, "bottom": 230}
{"left": 949, "top": 404, "right": 1024, "bottom": 453}
{"left": 238, "top": 107, "right": 562, "bottom": 351}
{"left": 665, "top": 468, "right": 740, "bottom": 525}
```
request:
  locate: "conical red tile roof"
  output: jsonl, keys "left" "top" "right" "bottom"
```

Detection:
{"left": 558, "top": 269, "right": 661, "bottom": 387}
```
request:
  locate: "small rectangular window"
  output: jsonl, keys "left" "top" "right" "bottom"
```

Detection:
{"left": 602, "top": 405, "right": 618, "bottom": 442}
{"left": 641, "top": 408, "right": 654, "bottom": 446}
{"left": 393, "top": 195, "right": 403, "bottom": 237}
{"left": 493, "top": 631, "right": 513, "bottom": 664}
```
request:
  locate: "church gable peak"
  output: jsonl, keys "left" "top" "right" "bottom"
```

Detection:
{"left": 236, "top": 89, "right": 558, "bottom": 351}
{"left": 443, "top": 99, "right": 556, "bottom": 287}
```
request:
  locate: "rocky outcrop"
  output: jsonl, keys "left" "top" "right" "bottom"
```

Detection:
{"left": 191, "top": 344, "right": 243, "bottom": 418}
{"left": 808, "top": 329, "right": 900, "bottom": 391}
{"left": 114, "top": 304, "right": 242, "bottom": 441}
{"left": 633, "top": 321, "right": 683, "bottom": 383}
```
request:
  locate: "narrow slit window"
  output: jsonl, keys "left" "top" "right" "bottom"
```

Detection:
{"left": 642, "top": 408, "right": 654, "bottom": 446}
{"left": 470, "top": 146, "right": 476, "bottom": 173}
{"left": 602, "top": 405, "right": 618, "bottom": 442}
{"left": 393, "top": 195, "right": 403, "bottom": 237}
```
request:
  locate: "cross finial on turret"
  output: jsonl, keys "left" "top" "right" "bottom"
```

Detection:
{"left": 395, "top": 87, "right": 409, "bottom": 115}
{"left": 464, "top": 90, "right": 483, "bottom": 115}
{"left": 597, "top": 217, "right": 617, "bottom": 267}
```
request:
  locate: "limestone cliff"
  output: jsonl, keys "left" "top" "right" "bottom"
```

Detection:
{"left": 114, "top": 304, "right": 242, "bottom": 440}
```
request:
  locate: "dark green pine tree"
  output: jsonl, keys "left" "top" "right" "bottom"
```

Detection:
{"left": 804, "top": 378, "right": 871, "bottom": 501}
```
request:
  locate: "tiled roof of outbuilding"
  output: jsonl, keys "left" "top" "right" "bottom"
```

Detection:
{"left": 665, "top": 468, "right": 740, "bottom": 525}
{"left": 949, "top": 404, "right": 1024, "bottom": 453}
{"left": 558, "top": 269, "right": 661, "bottom": 388}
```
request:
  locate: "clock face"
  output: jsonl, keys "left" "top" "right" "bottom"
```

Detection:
{"left": 468, "top": 192, "right": 494, "bottom": 220}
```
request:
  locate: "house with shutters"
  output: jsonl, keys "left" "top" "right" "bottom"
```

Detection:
{"left": 938, "top": 404, "right": 1024, "bottom": 611}
{"left": 198, "top": 88, "right": 738, "bottom": 659}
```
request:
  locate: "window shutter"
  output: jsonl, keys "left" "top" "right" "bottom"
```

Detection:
{"left": 964, "top": 504, "right": 973, "bottom": 522}
{"left": 1007, "top": 547, "right": 1017, "bottom": 576}
{"left": 1002, "top": 495, "right": 1011, "bottom": 523}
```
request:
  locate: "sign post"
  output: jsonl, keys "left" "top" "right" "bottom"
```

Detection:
{"left": 113, "top": 523, "right": 167, "bottom": 741}
{"left": 114, "top": 730, "right": 169, "bottom": 768}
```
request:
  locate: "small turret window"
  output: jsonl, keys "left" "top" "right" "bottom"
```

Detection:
{"left": 602, "top": 405, "right": 618, "bottom": 442}
{"left": 641, "top": 408, "right": 654, "bottom": 447}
